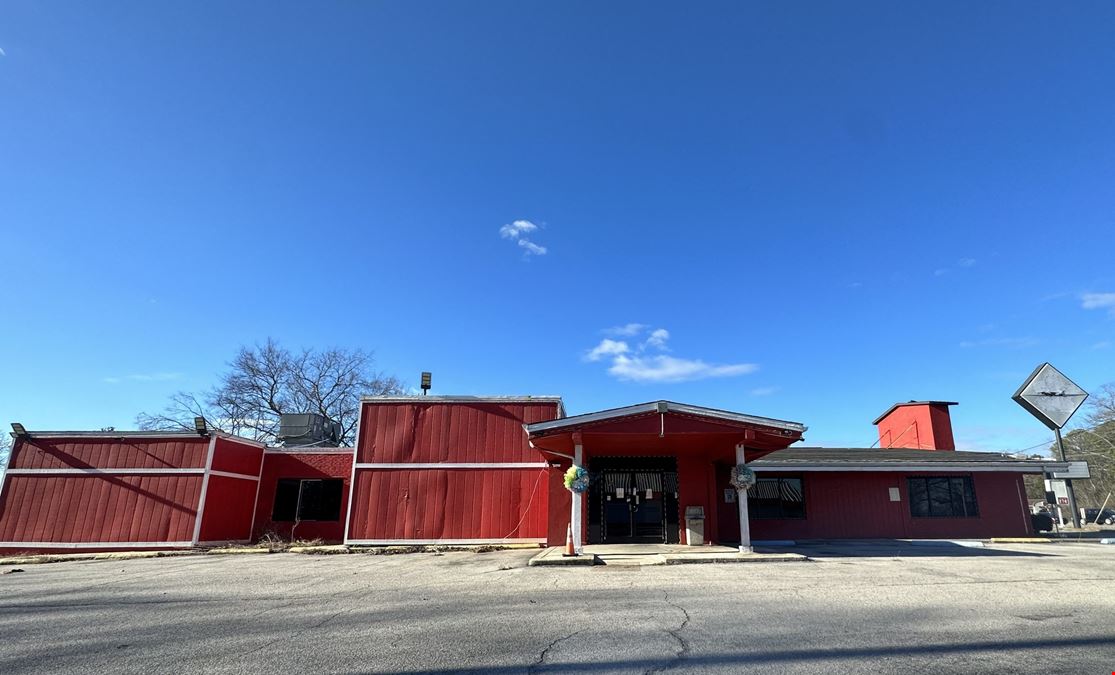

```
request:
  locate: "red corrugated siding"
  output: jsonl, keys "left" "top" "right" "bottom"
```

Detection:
{"left": 546, "top": 460, "right": 571, "bottom": 546}
{"left": 0, "top": 474, "right": 201, "bottom": 545}
{"left": 9, "top": 437, "right": 209, "bottom": 470}
{"left": 356, "top": 401, "right": 560, "bottom": 463}
{"left": 198, "top": 476, "right": 258, "bottom": 543}
{"left": 210, "top": 436, "right": 264, "bottom": 476}
{"left": 347, "top": 468, "right": 550, "bottom": 541}
{"left": 253, "top": 451, "right": 354, "bottom": 542}
{"left": 0, "top": 436, "right": 208, "bottom": 551}
{"left": 347, "top": 401, "right": 560, "bottom": 542}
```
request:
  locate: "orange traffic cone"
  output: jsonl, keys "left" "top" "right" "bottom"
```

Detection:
{"left": 563, "top": 523, "right": 576, "bottom": 556}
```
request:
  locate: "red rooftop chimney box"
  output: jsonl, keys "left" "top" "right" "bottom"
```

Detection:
{"left": 873, "top": 401, "right": 957, "bottom": 451}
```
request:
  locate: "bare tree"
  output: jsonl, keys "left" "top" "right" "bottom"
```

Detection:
{"left": 137, "top": 339, "right": 404, "bottom": 445}
{"left": 0, "top": 433, "right": 11, "bottom": 471}
{"left": 1085, "top": 383, "right": 1115, "bottom": 427}
{"left": 1049, "top": 383, "right": 1115, "bottom": 508}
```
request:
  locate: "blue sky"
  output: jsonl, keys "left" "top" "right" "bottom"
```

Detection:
{"left": 1, "top": 2, "right": 1113, "bottom": 454}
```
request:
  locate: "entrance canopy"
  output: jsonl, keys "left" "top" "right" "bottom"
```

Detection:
{"left": 525, "top": 400, "right": 806, "bottom": 461}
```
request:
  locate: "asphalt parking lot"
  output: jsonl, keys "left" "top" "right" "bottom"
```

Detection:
{"left": 1, "top": 542, "right": 1113, "bottom": 674}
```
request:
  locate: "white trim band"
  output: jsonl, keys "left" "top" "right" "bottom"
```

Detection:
{"left": 0, "top": 541, "right": 195, "bottom": 549}
{"left": 207, "top": 470, "right": 261, "bottom": 482}
{"left": 265, "top": 448, "right": 355, "bottom": 455}
{"left": 192, "top": 436, "right": 218, "bottom": 546}
{"left": 345, "top": 538, "right": 546, "bottom": 546}
{"left": 4, "top": 468, "right": 205, "bottom": 476}
{"left": 354, "top": 462, "right": 549, "bottom": 470}
{"left": 751, "top": 463, "right": 1063, "bottom": 473}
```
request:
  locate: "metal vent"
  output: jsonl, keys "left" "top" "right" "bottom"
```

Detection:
{"left": 277, "top": 413, "right": 342, "bottom": 448}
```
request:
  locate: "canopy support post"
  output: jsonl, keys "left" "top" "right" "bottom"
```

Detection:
{"left": 572, "top": 433, "right": 584, "bottom": 555}
{"left": 736, "top": 443, "right": 752, "bottom": 554}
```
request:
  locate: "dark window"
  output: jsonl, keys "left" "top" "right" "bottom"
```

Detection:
{"left": 271, "top": 479, "right": 344, "bottom": 522}
{"left": 748, "top": 477, "right": 805, "bottom": 519}
{"left": 907, "top": 476, "right": 979, "bottom": 518}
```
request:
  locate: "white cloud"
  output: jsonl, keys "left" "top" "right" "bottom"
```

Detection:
{"left": 958, "top": 258, "right": 977, "bottom": 268}
{"left": 499, "top": 220, "right": 538, "bottom": 239}
{"left": 518, "top": 239, "right": 547, "bottom": 255}
{"left": 1092, "top": 341, "right": 1113, "bottom": 350}
{"left": 608, "top": 354, "right": 758, "bottom": 383}
{"left": 103, "top": 372, "right": 182, "bottom": 384}
{"left": 603, "top": 323, "right": 648, "bottom": 337}
{"left": 499, "top": 219, "right": 547, "bottom": 257}
{"left": 934, "top": 268, "right": 949, "bottom": 277}
{"left": 1082, "top": 292, "right": 1115, "bottom": 315}
{"left": 587, "top": 326, "right": 756, "bottom": 382}
{"left": 642, "top": 328, "right": 670, "bottom": 351}
{"left": 749, "top": 386, "right": 778, "bottom": 396}
{"left": 584, "top": 339, "right": 629, "bottom": 362}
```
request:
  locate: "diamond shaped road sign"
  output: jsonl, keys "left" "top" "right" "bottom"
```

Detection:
{"left": 1012, "top": 362, "right": 1089, "bottom": 430}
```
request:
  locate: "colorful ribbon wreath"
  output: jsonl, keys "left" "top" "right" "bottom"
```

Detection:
{"left": 563, "top": 465, "right": 590, "bottom": 493}
{"left": 729, "top": 464, "right": 756, "bottom": 491}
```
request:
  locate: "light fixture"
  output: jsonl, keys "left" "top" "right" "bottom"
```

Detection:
{"left": 194, "top": 417, "right": 208, "bottom": 435}
{"left": 10, "top": 422, "right": 27, "bottom": 436}
{"left": 421, "top": 372, "right": 432, "bottom": 395}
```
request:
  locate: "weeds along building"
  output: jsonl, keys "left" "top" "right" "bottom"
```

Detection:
{"left": 0, "top": 396, "right": 1066, "bottom": 553}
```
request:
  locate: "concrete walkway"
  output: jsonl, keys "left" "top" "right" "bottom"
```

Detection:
{"left": 529, "top": 543, "right": 808, "bottom": 566}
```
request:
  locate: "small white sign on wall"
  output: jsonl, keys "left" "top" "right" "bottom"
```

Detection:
{"left": 888, "top": 487, "right": 901, "bottom": 502}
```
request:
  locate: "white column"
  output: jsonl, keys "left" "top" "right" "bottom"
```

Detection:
{"left": 572, "top": 441, "right": 584, "bottom": 554}
{"left": 736, "top": 443, "right": 752, "bottom": 554}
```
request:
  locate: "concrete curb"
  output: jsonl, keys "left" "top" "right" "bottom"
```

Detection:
{"left": 288, "top": 545, "right": 351, "bottom": 555}
{"left": 0, "top": 550, "right": 199, "bottom": 566}
{"left": 350, "top": 544, "right": 544, "bottom": 556}
{"left": 207, "top": 547, "right": 272, "bottom": 555}
{"left": 989, "top": 537, "right": 1053, "bottom": 544}
{"left": 528, "top": 548, "right": 598, "bottom": 566}
{"left": 662, "top": 552, "right": 809, "bottom": 565}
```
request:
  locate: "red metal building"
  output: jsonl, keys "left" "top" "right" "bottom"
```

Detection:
{"left": 0, "top": 430, "right": 265, "bottom": 553}
{"left": 344, "top": 397, "right": 563, "bottom": 545}
{"left": 0, "top": 395, "right": 1068, "bottom": 554}
{"left": 348, "top": 397, "right": 1063, "bottom": 549}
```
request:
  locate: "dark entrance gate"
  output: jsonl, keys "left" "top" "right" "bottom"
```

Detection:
{"left": 588, "top": 457, "right": 679, "bottom": 544}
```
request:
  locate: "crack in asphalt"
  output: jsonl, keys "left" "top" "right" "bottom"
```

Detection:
{"left": 528, "top": 629, "right": 583, "bottom": 674}
{"left": 646, "top": 590, "right": 691, "bottom": 674}
{"left": 240, "top": 581, "right": 378, "bottom": 658}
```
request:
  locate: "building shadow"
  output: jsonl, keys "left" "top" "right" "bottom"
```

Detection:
{"left": 754, "top": 538, "right": 1052, "bottom": 558}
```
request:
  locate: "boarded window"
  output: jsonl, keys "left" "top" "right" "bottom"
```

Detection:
{"left": 272, "top": 479, "right": 344, "bottom": 522}
{"left": 748, "top": 477, "right": 805, "bottom": 519}
{"left": 907, "top": 476, "right": 979, "bottom": 518}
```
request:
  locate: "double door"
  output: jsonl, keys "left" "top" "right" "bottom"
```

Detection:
{"left": 601, "top": 470, "right": 667, "bottom": 543}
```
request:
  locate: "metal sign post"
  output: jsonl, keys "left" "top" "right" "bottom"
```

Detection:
{"left": 1053, "top": 427, "right": 1080, "bottom": 528}
{"left": 1012, "top": 363, "right": 1088, "bottom": 528}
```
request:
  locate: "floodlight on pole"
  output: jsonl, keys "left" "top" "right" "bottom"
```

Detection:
{"left": 421, "top": 372, "right": 432, "bottom": 396}
{"left": 194, "top": 417, "right": 208, "bottom": 436}
{"left": 10, "top": 422, "right": 27, "bottom": 437}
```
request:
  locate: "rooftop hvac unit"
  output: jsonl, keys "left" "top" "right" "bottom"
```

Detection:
{"left": 277, "top": 413, "right": 343, "bottom": 448}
